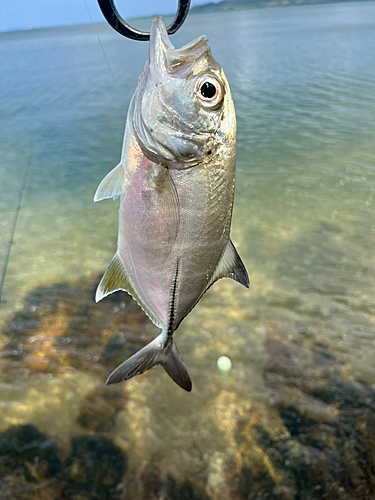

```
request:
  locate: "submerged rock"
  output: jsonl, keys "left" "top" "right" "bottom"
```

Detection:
{"left": 0, "top": 479, "right": 40, "bottom": 500}
{"left": 0, "top": 424, "right": 128, "bottom": 500}
{"left": 1, "top": 274, "right": 151, "bottom": 379}
{"left": 63, "top": 435, "right": 126, "bottom": 500}
{"left": 0, "top": 424, "right": 63, "bottom": 500}
{"left": 259, "top": 333, "right": 375, "bottom": 500}
{"left": 77, "top": 385, "right": 127, "bottom": 433}
{"left": 0, "top": 424, "right": 61, "bottom": 482}
{"left": 142, "top": 472, "right": 209, "bottom": 500}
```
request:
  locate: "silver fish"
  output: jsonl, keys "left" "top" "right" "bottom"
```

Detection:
{"left": 94, "top": 16, "right": 249, "bottom": 391}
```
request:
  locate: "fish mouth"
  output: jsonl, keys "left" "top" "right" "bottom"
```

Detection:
{"left": 149, "top": 16, "right": 210, "bottom": 77}
{"left": 149, "top": 16, "right": 174, "bottom": 79}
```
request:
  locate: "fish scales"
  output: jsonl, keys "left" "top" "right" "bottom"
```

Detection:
{"left": 94, "top": 16, "right": 249, "bottom": 391}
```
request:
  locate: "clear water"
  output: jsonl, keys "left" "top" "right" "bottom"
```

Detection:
{"left": 1, "top": 3, "right": 375, "bottom": 499}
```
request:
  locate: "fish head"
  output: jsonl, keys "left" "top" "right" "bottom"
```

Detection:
{"left": 131, "top": 16, "right": 236, "bottom": 168}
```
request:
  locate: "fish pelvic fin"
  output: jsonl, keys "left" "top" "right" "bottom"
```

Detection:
{"left": 208, "top": 239, "right": 250, "bottom": 289}
{"left": 96, "top": 253, "right": 163, "bottom": 328}
{"left": 106, "top": 334, "right": 192, "bottom": 392}
{"left": 94, "top": 163, "right": 124, "bottom": 202}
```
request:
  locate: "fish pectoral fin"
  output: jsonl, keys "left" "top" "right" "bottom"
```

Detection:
{"left": 96, "top": 254, "right": 163, "bottom": 328}
{"left": 207, "top": 239, "right": 250, "bottom": 290}
{"left": 94, "top": 163, "right": 124, "bottom": 202}
{"left": 106, "top": 334, "right": 192, "bottom": 392}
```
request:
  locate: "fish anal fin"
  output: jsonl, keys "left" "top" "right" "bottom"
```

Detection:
{"left": 95, "top": 254, "right": 162, "bottom": 328}
{"left": 207, "top": 240, "right": 249, "bottom": 290}
{"left": 94, "top": 163, "right": 124, "bottom": 202}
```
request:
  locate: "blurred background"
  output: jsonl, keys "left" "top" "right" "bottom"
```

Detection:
{"left": 1, "top": 0, "right": 375, "bottom": 499}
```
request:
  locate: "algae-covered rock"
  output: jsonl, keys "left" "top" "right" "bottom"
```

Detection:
{"left": 0, "top": 478, "right": 40, "bottom": 500}
{"left": 0, "top": 424, "right": 63, "bottom": 499}
{"left": 0, "top": 424, "right": 61, "bottom": 482}
{"left": 1, "top": 274, "right": 151, "bottom": 379}
{"left": 63, "top": 435, "right": 126, "bottom": 499}
{"left": 77, "top": 385, "right": 127, "bottom": 433}
{"left": 142, "top": 471, "right": 209, "bottom": 500}
{"left": 259, "top": 333, "right": 375, "bottom": 500}
{"left": 238, "top": 467, "right": 293, "bottom": 500}
{"left": 0, "top": 424, "right": 129, "bottom": 500}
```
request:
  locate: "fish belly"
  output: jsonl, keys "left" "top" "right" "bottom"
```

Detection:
{"left": 117, "top": 137, "right": 179, "bottom": 327}
{"left": 169, "top": 158, "right": 235, "bottom": 330}
{"left": 118, "top": 132, "right": 235, "bottom": 331}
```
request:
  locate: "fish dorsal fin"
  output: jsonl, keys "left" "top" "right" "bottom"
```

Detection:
{"left": 94, "top": 163, "right": 124, "bottom": 202}
{"left": 207, "top": 240, "right": 250, "bottom": 290}
{"left": 95, "top": 254, "right": 163, "bottom": 328}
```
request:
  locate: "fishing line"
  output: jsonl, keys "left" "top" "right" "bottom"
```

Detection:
{"left": 0, "top": 154, "right": 32, "bottom": 304}
{"left": 83, "top": 0, "right": 126, "bottom": 107}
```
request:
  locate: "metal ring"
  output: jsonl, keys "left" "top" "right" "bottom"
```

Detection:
{"left": 97, "top": 0, "right": 191, "bottom": 41}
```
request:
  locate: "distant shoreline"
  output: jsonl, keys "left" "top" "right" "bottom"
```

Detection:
{"left": 0, "top": 0, "right": 373, "bottom": 35}
{"left": 190, "top": 0, "right": 373, "bottom": 14}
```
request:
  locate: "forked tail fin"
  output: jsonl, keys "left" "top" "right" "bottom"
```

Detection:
{"left": 106, "top": 334, "right": 192, "bottom": 392}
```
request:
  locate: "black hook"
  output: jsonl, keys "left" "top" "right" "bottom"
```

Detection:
{"left": 97, "top": 0, "right": 191, "bottom": 41}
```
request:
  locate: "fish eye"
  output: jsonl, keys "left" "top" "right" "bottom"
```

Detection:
{"left": 196, "top": 76, "right": 223, "bottom": 108}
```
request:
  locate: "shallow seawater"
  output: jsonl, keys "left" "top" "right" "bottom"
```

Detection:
{"left": 1, "top": 3, "right": 375, "bottom": 499}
